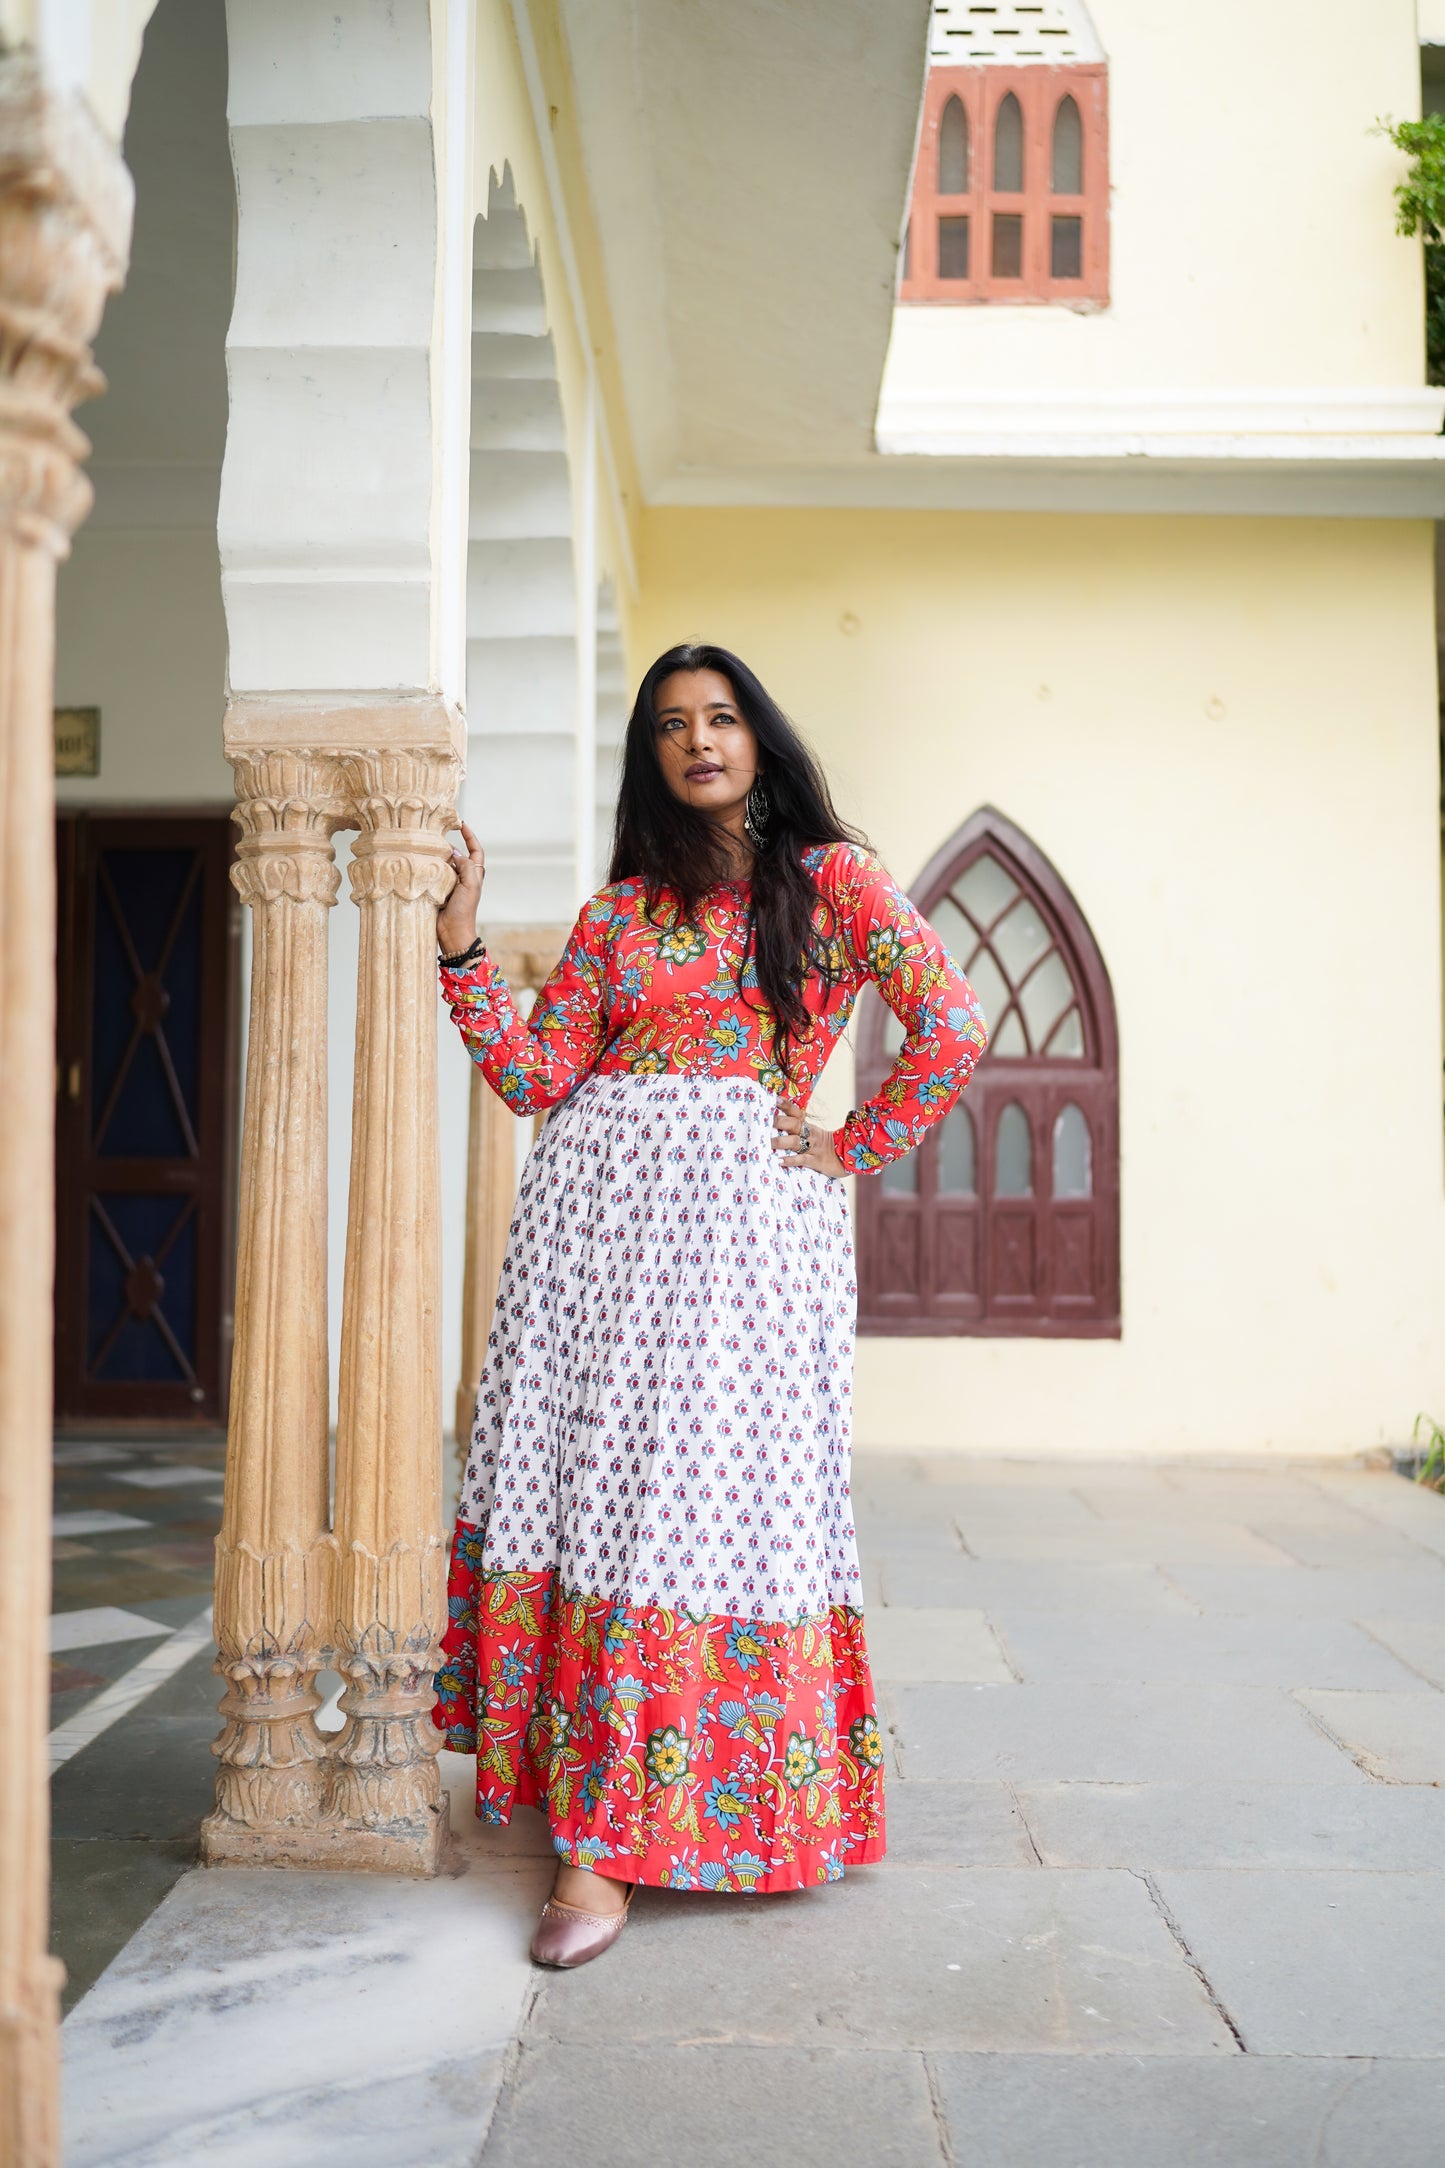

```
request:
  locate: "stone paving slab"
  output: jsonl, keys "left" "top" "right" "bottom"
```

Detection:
{"left": 532, "top": 1867, "right": 1235, "bottom": 2054}
{"left": 890, "top": 1682, "right": 1367, "bottom": 1785}
{"left": 851, "top": 1516, "right": 969, "bottom": 1556}
{"left": 874, "top": 1557, "right": 1195, "bottom": 1613}
{"left": 898, "top": 1456, "right": 1187, "bottom": 1487}
{"left": 929, "top": 2053, "right": 1445, "bottom": 2168}
{"left": 1160, "top": 1563, "right": 1445, "bottom": 1620}
{"left": 860, "top": 1480, "right": 1100, "bottom": 1525}
{"left": 953, "top": 1519, "right": 1299, "bottom": 1566}
{"left": 483, "top": 2044, "right": 946, "bottom": 2168}
{"left": 1360, "top": 1615, "right": 1445, "bottom": 1687}
{"left": 1153, "top": 1869, "right": 1445, "bottom": 2056}
{"left": 865, "top": 1605, "right": 1015, "bottom": 1682}
{"left": 1250, "top": 1519, "right": 1442, "bottom": 1571}
{"left": 1015, "top": 1781, "right": 1445, "bottom": 1870}
{"left": 883, "top": 1780, "right": 1038, "bottom": 1865}
{"left": 991, "top": 1611, "right": 1420, "bottom": 1689}
{"left": 1307, "top": 1472, "right": 1445, "bottom": 1562}
{"left": 1295, "top": 1688, "right": 1445, "bottom": 1782}
{"left": 1080, "top": 1471, "right": 1364, "bottom": 1520}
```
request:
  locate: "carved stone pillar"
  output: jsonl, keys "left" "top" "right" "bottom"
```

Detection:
{"left": 452, "top": 929, "right": 564, "bottom": 1466}
{"left": 0, "top": 63, "right": 130, "bottom": 2166}
{"left": 200, "top": 750, "right": 345, "bottom": 1867}
{"left": 331, "top": 742, "right": 461, "bottom": 1872}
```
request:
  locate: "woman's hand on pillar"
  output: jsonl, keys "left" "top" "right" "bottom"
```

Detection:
{"left": 438, "top": 821, "right": 485, "bottom": 955}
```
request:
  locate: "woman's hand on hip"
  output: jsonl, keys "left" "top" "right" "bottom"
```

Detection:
{"left": 772, "top": 1100, "right": 848, "bottom": 1180}
{"left": 437, "top": 821, "right": 485, "bottom": 956}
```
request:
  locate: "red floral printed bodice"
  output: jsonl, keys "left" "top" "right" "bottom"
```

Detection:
{"left": 439, "top": 842, "right": 987, "bottom": 1171}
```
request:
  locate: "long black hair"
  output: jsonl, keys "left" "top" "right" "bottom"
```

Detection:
{"left": 607, "top": 642, "right": 864, "bottom": 1080}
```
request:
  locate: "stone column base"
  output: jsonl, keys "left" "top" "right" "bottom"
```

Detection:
{"left": 200, "top": 1792, "right": 450, "bottom": 1875}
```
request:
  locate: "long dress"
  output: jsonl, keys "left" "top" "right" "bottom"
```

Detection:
{"left": 432, "top": 842, "right": 987, "bottom": 1893}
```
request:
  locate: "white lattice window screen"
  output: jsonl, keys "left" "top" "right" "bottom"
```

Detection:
{"left": 929, "top": 1, "right": 1104, "bottom": 66}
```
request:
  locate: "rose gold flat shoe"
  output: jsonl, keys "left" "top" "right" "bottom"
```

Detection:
{"left": 529, "top": 1884, "right": 634, "bottom": 1969}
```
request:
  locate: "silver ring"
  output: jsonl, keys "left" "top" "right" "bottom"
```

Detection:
{"left": 799, "top": 1119, "right": 811, "bottom": 1153}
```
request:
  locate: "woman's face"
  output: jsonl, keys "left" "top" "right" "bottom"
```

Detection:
{"left": 652, "top": 668, "right": 760, "bottom": 825}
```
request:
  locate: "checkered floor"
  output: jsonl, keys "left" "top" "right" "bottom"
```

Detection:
{"left": 48, "top": 1437, "right": 227, "bottom": 2009}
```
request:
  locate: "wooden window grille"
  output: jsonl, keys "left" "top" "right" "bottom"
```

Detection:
{"left": 857, "top": 808, "right": 1120, "bottom": 1337}
{"left": 900, "top": 64, "right": 1109, "bottom": 306}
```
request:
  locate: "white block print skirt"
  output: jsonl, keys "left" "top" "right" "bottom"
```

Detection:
{"left": 432, "top": 1070, "right": 887, "bottom": 1894}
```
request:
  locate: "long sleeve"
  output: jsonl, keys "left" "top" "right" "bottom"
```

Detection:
{"left": 440, "top": 908, "right": 608, "bottom": 1113}
{"left": 824, "top": 847, "right": 988, "bottom": 1175}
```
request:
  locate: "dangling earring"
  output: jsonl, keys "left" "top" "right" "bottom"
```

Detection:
{"left": 744, "top": 777, "right": 770, "bottom": 848}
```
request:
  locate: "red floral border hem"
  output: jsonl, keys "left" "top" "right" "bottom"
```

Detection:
{"left": 433, "top": 1524, "right": 887, "bottom": 1894}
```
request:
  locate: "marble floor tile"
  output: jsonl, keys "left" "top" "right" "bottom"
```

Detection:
{"left": 48, "top": 1608, "right": 214, "bottom": 1771}
{"left": 1154, "top": 1868, "right": 1445, "bottom": 2056}
{"left": 62, "top": 1857, "right": 550, "bottom": 2168}
{"left": 51, "top": 1443, "right": 135, "bottom": 1466}
{"left": 49, "top": 1604, "right": 168, "bottom": 1652}
{"left": 52, "top": 1509, "right": 150, "bottom": 1537}
{"left": 113, "top": 1464, "right": 229, "bottom": 1489}
{"left": 117, "top": 1538, "right": 216, "bottom": 1572}
{"left": 1295, "top": 1687, "right": 1445, "bottom": 1783}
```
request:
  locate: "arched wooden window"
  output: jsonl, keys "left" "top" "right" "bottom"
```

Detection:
{"left": 858, "top": 808, "right": 1119, "bottom": 1338}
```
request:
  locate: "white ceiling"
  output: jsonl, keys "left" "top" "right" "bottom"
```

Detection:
{"left": 557, "top": 0, "right": 932, "bottom": 497}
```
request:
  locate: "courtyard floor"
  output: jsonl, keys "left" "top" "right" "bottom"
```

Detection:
{"left": 50, "top": 1447, "right": 1445, "bottom": 2166}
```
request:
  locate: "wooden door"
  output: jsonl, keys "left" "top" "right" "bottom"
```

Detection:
{"left": 54, "top": 814, "right": 239, "bottom": 1426}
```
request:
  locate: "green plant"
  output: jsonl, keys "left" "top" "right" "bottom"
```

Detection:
{"left": 1411, "top": 1411, "right": 1445, "bottom": 1492}
{"left": 1379, "top": 115, "right": 1445, "bottom": 387}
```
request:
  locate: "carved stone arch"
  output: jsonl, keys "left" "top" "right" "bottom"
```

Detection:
{"left": 858, "top": 807, "right": 1120, "bottom": 1337}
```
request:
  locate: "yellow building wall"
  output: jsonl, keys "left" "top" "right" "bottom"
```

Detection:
{"left": 632, "top": 508, "right": 1445, "bottom": 1458}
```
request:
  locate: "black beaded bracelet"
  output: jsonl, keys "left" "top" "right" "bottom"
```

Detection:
{"left": 438, "top": 936, "right": 485, "bottom": 971}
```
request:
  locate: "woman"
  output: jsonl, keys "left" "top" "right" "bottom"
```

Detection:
{"left": 432, "top": 643, "right": 987, "bottom": 1968}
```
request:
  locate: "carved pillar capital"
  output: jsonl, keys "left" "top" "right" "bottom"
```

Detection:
{"left": 339, "top": 745, "right": 461, "bottom": 831}
{"left": 228, "top": 748, "right": 349, "bottom": 909}
{"left": 0, "top": 60, "right": 133, "bottom": 556}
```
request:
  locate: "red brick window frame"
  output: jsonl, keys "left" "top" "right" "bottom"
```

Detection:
{"left": 901, "top": 64, "right": 1109, "bottom": 305}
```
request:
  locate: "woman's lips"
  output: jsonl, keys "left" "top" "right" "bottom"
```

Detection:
{"left": 685, "top": 763, "right": 722, "bottom": 780}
